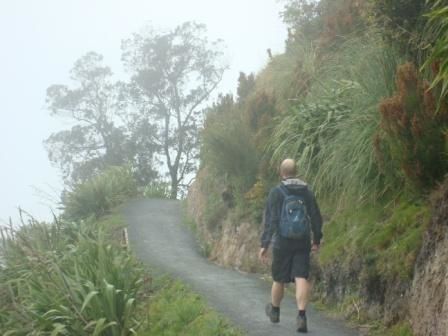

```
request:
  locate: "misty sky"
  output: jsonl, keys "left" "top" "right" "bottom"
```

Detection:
{"left": 0, "top": 0, "right": 287, "bottom": 224}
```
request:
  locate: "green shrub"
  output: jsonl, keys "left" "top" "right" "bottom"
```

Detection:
{"left": 64, "top": 166, "right": 138, "bottom": 221}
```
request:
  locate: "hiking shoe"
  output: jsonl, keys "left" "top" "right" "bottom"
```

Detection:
{"left": 296, "top": 315, "right": 308, "bottom": 333}
{"left": 265, "top": 303, "right": 280, "bottom": 323}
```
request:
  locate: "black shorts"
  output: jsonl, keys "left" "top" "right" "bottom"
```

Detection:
{"left": 272, "top": 245, "right": 310, "bottom": 283}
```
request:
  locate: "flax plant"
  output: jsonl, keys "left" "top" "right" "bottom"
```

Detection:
{"left": 0, "top": 217, "right": 146, "bottom": 335}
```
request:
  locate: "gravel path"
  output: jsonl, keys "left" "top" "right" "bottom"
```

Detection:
{"left": 123, "top": 199, "right": 360, "bottom": 336}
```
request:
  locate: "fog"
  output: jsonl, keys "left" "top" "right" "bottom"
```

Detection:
{"left": 0, "top": 0, "right": 286, "bottom": 223}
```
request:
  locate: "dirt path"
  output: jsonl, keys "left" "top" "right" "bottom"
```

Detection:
{"left": 123, "top": 199, "right": 359, "bottom": 336}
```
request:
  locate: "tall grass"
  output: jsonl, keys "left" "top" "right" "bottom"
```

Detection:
{"left": 0, "top": 217, "right": 147, "bottom": 335}
{"left": 422, "top": 0, "right": 448, "bottom": 105}
{"left": 268, "top": 31, "right": 402, "bottom": 204}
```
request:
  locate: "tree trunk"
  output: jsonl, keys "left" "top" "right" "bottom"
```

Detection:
{"left": 170, "top": 179, "right": 178, "bottom": 199}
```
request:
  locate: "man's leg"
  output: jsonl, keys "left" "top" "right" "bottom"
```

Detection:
{"left": 266, "top": 281, "right": 284, "bottom": 323}
{"left": 295, "top": 277, "right": 310, "bottom": 332}
{"left": 272, "top": 281, "right": 284, "bottom": 307}
{"left": 295, "top": 277, "right": 310, "bottom": 310}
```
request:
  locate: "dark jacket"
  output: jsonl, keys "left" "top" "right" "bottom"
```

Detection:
{"left": 260, "top": 178, "right": 323, "bottom": 249}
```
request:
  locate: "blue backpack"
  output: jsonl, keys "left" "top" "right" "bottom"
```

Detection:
{"left": 278, "top": 185, "right": 311, "bottom": 240}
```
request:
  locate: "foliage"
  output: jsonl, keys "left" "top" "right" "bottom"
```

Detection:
{"left": 268, "top": 32, "right": 401, "bottom": 203}
{"left": 0, "top": 179, "right": 240, "bottom": 336}
{"left": 122, "top": 21, "right": 226, "bottom": 199}
{"left": 267, "top": 85, "right": 352, "bottom": 179}
{"left": 281, "top": 0, "right": 367, "bottom": 48}
{"left": 244, "top": 91, "right": 277, "bottom": 149}
{"left": 369, "top": 0, "right": 427, "bottom": 57}
{"left": 143, "top": 181, "right": 171, "bottom": 199}
{"left": 375, "top": 62, "right": 448, "bottom": 191}
{"left": 199, "top": 169, "right": 230, "bottom": 232}
{"left": 281, "top": 0, "right": 323, "bottom": 40}
{"left": 45, "top": 52, "right": 159, "bottom": 185}
{"left": 422, "top": 0, "right": 448, "bottom": 105}
{"left": 63, "top": 166, "right": 138, "bottom": 221}
{"left": 370, "top": 321, "right": 414, "bottom": 336}
{"left": 244, "top": 179, "right": 268, "bottom": 223}
{"left": 142, "top": 280, "right": 242, "bottom": 336}
{"left": 0, "top": 216, "right": 148, "bottom": 335}
{"left": 202, "top": 95, "right": 259, "bottom": 193}
{"left": 319, "top": 201, "right": 429, "bottom": 281}
{"left": 236, "top": 72, "right": 256, "bottom": 104}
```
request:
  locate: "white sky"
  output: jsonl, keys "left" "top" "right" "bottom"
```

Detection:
{"left": 0, "top": 0, "right": 287, "bottom": 223}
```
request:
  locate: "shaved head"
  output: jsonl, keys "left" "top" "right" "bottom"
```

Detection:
{"left": 280, "top": 158, "right": 296, "bottom": 178}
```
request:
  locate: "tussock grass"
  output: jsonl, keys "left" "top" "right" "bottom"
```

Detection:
{"left": 64, "top": 166, "right": 138, "bottom": 221}
{"left": 267, "top": 31, "right": 402, "bottom": 205}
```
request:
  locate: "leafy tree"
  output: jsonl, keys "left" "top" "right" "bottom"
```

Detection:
{"left": 45, "top": 52, "right": 158, "bottom": 185}
{"left": 122, "top": 22, "right": 226, "bottom": 199}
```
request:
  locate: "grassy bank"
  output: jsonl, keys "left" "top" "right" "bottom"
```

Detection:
{"left": 143, "top": 278, "right": 242, "bottom": 336}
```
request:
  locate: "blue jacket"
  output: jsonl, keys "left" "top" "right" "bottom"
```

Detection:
{"left": 260, "top": 178, "right": 323, "bottom": 249}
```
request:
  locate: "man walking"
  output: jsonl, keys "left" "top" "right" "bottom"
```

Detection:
{"left": 259, "top": 158, "right": 323, "bottom": 333}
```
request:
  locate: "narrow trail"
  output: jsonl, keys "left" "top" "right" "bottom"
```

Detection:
{"left": 123, "top": 199, "right": 360, "bottom": 336}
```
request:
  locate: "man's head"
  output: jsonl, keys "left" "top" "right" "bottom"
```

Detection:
{"left": 279, "top": 158, "right": 296, "bottom": 179}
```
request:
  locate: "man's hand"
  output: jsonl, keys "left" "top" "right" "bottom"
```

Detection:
{"left": 311, "top": 243, "right": 320, "bottom": 253}
{"left": 259, "top": 247, "right": 269, "bottom": 264}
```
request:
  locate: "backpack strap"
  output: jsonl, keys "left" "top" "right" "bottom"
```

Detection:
{"left": 278, "top": 184, "right": 289, "bottom": 198}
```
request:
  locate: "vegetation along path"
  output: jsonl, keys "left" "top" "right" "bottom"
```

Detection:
{"left": 123, "top": 199, "right": 359, "bottom": 336}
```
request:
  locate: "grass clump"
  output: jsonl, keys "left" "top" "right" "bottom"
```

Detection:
{"left": 370, "top": 321, "right": 414, "bottom": 336}
{"left": 143, "top": 181, "right": 171, "bottom": 199}
{"left": 63, "top": 166, "right": 138, "bottom": 221}
{"left": 142, "top": 280, "right": 243, "bottom": 336}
